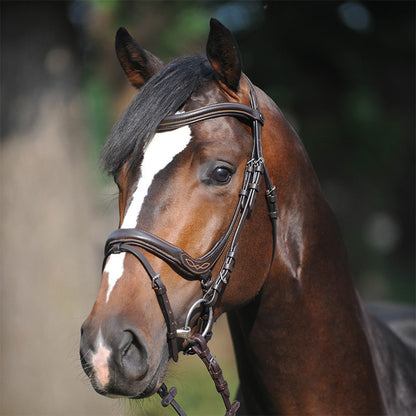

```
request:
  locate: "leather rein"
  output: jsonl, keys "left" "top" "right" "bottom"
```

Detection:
{"left": 103, "top": 77, "right": 278, "bottom": 416}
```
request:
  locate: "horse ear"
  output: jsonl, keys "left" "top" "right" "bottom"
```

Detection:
{"left": 206, "top": 18, "right": 242, "bottom": 92}
{"left": 115, "top": 27, "right": 163, "bottom": 89}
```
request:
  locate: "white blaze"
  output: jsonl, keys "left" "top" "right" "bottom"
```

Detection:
{"left": 104, "top": 125, "right": 192, "bottom": 302}
{"left": 104, "top": 252, "right": 126, "bottom": 302}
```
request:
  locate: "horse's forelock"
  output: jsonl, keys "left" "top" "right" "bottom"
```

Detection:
{"left": 101, "top": 55, "right": 214, "bottom": 176}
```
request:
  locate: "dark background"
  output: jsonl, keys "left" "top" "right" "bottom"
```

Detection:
{"left": 1, "top": 1, "right": 414, "bottom": 415}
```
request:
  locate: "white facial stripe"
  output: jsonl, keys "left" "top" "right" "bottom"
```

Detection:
{"left": 121, "top": 125, "right": 192, "bottom": 228}
{"left": 105, "top": 253, "right": 126, "bottom": 302}
{"left": 104, "top": 125, "right": 192, "bottom": 302}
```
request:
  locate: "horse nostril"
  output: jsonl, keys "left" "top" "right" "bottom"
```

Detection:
{"left": 118, "top": 330, "right": 149, "bottom": 380}
{"left": 120, "top": 331, "right": 133, "bottom": 356}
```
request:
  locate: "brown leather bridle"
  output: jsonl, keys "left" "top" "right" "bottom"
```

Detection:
{"left": 103, "top": 77, "right": 278, "bottom": 416}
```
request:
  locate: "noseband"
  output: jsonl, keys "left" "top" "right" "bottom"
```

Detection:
{"left": 103, "top": 77, "right": 278, "bottom": 416}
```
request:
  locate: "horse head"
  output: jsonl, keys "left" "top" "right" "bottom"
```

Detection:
{"left": 80, "top": 19, "right": 275, "bottom": 399}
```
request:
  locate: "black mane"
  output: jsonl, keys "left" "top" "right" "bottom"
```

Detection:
{"left": 101, "top": 55, "right": 214, "bottom": 175}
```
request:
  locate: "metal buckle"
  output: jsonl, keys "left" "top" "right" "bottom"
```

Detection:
{"left": 266, "top": 185, "right": 276, "bottom": 196}
{"left": 152, "top": 274, "right": 161, "bottom": 288}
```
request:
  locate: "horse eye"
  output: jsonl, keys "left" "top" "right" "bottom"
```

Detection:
{"left": 210, "top": 166, "right": 233, "bottom": 185}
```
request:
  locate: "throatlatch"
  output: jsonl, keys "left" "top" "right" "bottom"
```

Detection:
{"left": 103, "top": 76, "right": 277, "bottom": 416}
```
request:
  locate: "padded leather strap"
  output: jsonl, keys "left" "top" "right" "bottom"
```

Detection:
{"left": 157, "top": 103, "right": 263, "bottom": 132}
{"left": 105, "top": 220, "right": 238, "bottom": 281}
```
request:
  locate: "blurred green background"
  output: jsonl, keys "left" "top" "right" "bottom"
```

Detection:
{"left": 1, "top": 1, "right": 414, "bottom": 415}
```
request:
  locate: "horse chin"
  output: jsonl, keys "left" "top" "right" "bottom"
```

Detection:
{"left": 132, "top": 355, "right": 170, "bottom": 399}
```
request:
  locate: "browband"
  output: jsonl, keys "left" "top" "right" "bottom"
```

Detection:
{"left": 156, "top": 102, "right": 264, "bottom": 132}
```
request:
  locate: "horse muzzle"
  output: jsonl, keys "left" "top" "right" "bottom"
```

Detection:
{"left": 79, "top": 316, "right": 166, "bottom": 398}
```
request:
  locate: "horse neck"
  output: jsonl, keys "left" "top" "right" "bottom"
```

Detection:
{"left": 227, "top": 95, "right": 385, "bottom": 415}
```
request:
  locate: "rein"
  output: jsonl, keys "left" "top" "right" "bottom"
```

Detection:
{"left": 103, "top": 77, "right": 278, "bottom": 416}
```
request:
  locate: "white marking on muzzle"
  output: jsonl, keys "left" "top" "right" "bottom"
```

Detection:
{"left": 92, "top": 330, "right": 111, "bottom": 388}
{"left": 104, "top": 125, "right": 192, "bottom": 302}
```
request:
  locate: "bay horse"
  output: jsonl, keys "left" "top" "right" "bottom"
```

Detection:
{"left": 80, "top": 19, "right": 415, "bottom": 415}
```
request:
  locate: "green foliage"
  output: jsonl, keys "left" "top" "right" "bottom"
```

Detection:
{"left": 159, "top": 6, "right": 210, "bottom": 57}
{"left": 84, "top": 73, "right": 112, "bottom": 164}
{"left": 89, "top": 0, "right": 119, "bottom": 14}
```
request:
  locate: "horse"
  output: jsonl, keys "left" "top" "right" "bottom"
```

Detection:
{"left": 80, "top": 19, "right": 415, "bottom": 415}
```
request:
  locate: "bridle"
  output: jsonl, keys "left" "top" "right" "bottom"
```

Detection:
{"left": 103, "top": 76, "right": 278, "bottom": 416}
